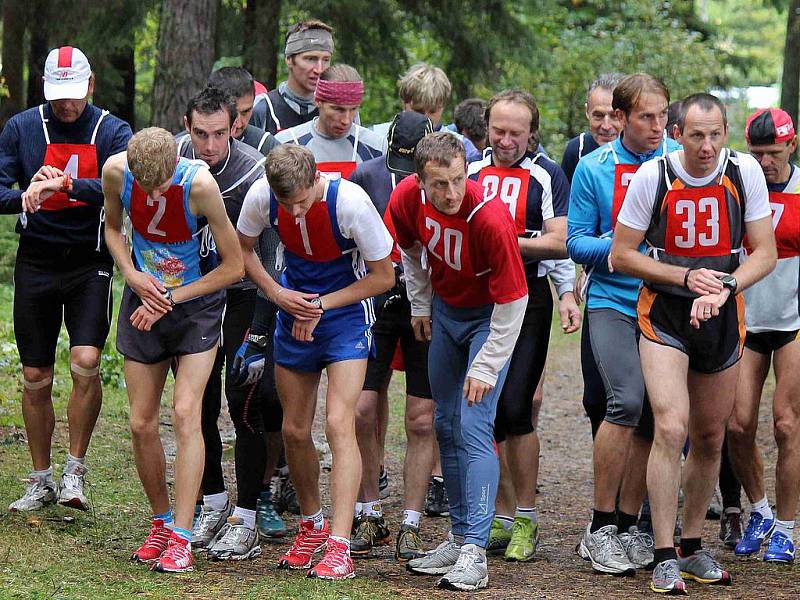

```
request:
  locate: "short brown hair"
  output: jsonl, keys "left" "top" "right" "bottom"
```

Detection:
{"left": 398, "top": 63, "right": 452, "bottom": 113}
{"left": 127, "top": 127, "right": 177, "bottom": 191}
{"left": 266, "top": 145, "right": 317, "bottom": 198}
{"left": 286, "top": 19, "right": 333, "bottom": 40}
{"left": 414, "top": 131, "right": 466, "bottom": 178}
{"left": 612, "top": 73, "right": 670, "bottom": 117}
{"left": 677, "top": 93, "right": 728, "bottom": 132}
{"left": 485, "top": 89, "right": 540, "bottom": 152}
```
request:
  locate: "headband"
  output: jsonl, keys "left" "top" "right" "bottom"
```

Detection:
{"left": 285, "top": 29, "right": 334, "bottom": 57}
{"left": 314, "top": 79, "right": 364, "bottom": 106}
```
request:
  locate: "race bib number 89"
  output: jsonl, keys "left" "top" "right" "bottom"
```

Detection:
{"left": 477, "top": 167, "right": 529, "bottom": 234}
{"left": 664, "top": 186, "right": 731, "bottom": 257}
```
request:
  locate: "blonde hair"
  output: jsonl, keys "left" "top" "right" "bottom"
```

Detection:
{"left": 266, "top": 145, "right": 317, "bottom": 198}
{"left": 127, "top": 128, "right": 177, "bottom": 191}
{"left": 398, "top": 63, "right": 451, "bottom": 113}
{"left": 319, "top": 63, "right": 361, "bottom": 83}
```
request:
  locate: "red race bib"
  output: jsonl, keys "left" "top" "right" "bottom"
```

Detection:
{"left": 761, "top": 192, "right": 800, "bottom": 259}
{"left": 476, "top": 166, "right": 530, "bottom": 234}
{"left": 39, "top": 143, "right": 97, "bottom": 210}
{"left": 612, "top": 163, "right": 640, "bottom": 227}
{"left": 129, "top": 184, "right": 193, "bottom": 243}
{"left": 421, "top": 203, "right": 474, "bottom": 275}
{"left": 664, "top": 186, "right": 731, "bottom": 257}
{"left": 317, "top": 161, "right": 357, "bottom": 180}
{"left": 277, "top": 201, "right": 342, "bottom": 262}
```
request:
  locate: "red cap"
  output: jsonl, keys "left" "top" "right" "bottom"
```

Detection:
{"left": 746, "top": 108, "right": 795, "bottom": 146}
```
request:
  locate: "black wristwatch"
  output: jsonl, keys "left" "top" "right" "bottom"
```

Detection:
{"left": 247, "top": 333, "right": 268, "bottom": 348}
{"left": 310, "top": 297, "right": 325, "bottom": 313}
{"left": 719, "top": 274, "right": 738, "bottom": 295}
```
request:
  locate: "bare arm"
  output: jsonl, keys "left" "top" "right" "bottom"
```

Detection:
{"left": 319, "top": 255, "right": 394, "bottom": 311}
{"left": 517, "top": 216, "right": 568, "bottom": 259}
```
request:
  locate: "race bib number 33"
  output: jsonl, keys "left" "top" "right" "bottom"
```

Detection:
{"left": 664, "top": 186, "right": 731, "bottom": 257}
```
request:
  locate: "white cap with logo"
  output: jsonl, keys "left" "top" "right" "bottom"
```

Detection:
{"left": 43, "top": 46, "right": 92, "bottom": 101}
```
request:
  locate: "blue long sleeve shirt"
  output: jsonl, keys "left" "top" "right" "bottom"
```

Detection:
{"left": 567, "top": 135, "right": 680, "bottom": 316}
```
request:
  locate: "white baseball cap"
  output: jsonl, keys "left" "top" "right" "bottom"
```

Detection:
{"left": 43, "top": 46, "right": 92, "bottom": 101}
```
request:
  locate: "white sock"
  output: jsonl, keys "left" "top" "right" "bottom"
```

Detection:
{"left": 32, "top": 466, "right": 54, "bottom": 482}
{"left": 203, "top": 491, "right": 229, "bottom": 511}
{"left": 354, "top": 501, "right": 364, "bottom": 518}
{"left": 303, "top": 508, "right": 325, "bottom": 530}
{"left": 364, "top": 499, "right": 382, "bottom": 518}
{"left": 515, "top": 507, "right": 538, "bottom": 523}
{"left": 65, "top": 453, "right": 86, "bottom": 474}
{"left": 773, "top": 519, "right": 795, "bottom": 537}
{"left": 233, "top": 506, "right": 256, "bottom": 529}
{"left": 752, "top": 496, "right": 773, "bottom": 521}
{"left": 330, "top": 535, "right": 351, "bottom": 552}
{"left": 496, "top": 514, "right": 514, "bottom": 531}
{"left": 402, "top": 509, "right": 422, "bottom": 528}
{"left": 462, "top": 543, "right": 486, "bottom": 557}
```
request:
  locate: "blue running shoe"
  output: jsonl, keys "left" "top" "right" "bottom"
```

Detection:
{"left": 256, "top": 490, "right": 286, "bottom": 538}
{"left": 763, "top": 531, "right": 795, "bottom": 564}
{"left": 735, "top": 512, "right": 774, "bottom": 556}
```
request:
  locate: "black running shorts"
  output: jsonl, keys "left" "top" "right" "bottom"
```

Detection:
{"left": 744, "top": 329, "right": 799, "bottom": 355}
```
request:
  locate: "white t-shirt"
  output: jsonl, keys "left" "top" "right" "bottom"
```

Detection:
{"left": 238, "top": 176, "right": 393, "bottom": 262}
{"left": 618, "top": 149, "right": 772, "bottom": 231}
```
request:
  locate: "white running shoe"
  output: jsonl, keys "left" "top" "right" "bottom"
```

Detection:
{"left": 207, "top": 516, "right": 262, "bottom": 561}
{"left": 619, "top": 525, "right": 654, "bottom": 569}
{"left": 437, "top": 543, "right": 488, "bottom": 591}
{"left": 406, "top": 532, "right": 461, "bottom": 575}
{"left": 58, "top": 465, "right": 90, "bottom": 511}
{"left": 9, "top": 475, "right": 57, "bottom": 512}
{"left": 191, "top": 501, "right": 233, "bottom": 548}
{"left": 578, "top": 523, "right": 636, "bottom": 575}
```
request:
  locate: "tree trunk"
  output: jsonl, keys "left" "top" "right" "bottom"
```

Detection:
{"left": 781, "top": 0, "right": 800, "bottom": 135}
{"left": 243, "top": 0, "right": 281, "bottom": 89}
{"left": 93, "top": 46, "right": 137, "bottom": 129}
{"left": 26, "top": 0, "right": 52, "bottom": 108}
{"left": 150, "top": 0, "right": 218, "bottom": 130}
{"left": 1, "top": 0, "right": 27, "bottom": 127}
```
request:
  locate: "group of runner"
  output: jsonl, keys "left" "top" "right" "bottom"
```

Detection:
{"left": 1, "top": 16, "right": 797, "bottom": 595}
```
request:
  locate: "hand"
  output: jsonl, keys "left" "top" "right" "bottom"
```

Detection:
{"left": 686, "top": 268, "right": 726, "bottom": 296}
{"left": 22, "top": 178, "right": 64, "bottom": 213}
{"left": 558, "top": 292, "right": 582, "bottom": 334}
{"left": 411, "top": 316, "right": 432, "bottom": 342}
{"left": 689, "top": 288, "right": 730, "bottom": 329}
{"left": 125, "top": 271, "right": 172, "bottom": 314}
{"left": 573, "top": 268, "right": 586, "bottom": 305}
{"left": 273, "top": 287, "right": 323, "bottom": 320}
{"left": 463, "top": 376, "right": 493, "bottom": 406}
{"left": 32, "top": 165, "right": 64, "bottom": 182}
{"left": 129, "top": 305, "right": 166, "bottom": 331}
{"left": 230, "top": 336, "right": 266, "bottom": 386}
{"left": 607, "top": 253, "right": 614, "bottom": 273}
{"left": 292, "top": 315, "right": 320, "bottom": 342}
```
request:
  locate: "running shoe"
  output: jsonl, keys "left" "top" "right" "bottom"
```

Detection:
{"left": 706, "top": 484, "right": 723, "bottom": 519}
{"left": 504, "top": 515, "right": 539, "bottom": 562}
{"left": 278, "top": 519, "right": 329, "bottom": 569}
{"left": 437, "top": 544, "right": 488, "bottom": 591}
{"left": 407, "top": 532, "right": 460, "bottom": 575}
{"left": 8, "top": 475, "right": 57, "bottom": 512}
{"left": 207, "top": 516, "right": 262, "bottom": 561}
{"left": 619, "top": 525, "right": 654, "bottom": 569}
{"left": 487, "top": 518, "right": 512, "bottom": 555}
{"left": 638, "top": 496, "right": 653, "bottom": 537}
{"left": 650, "top": 559, "right": 687, "bottom": 595}
{"left": 307, "top": 536, "right": 355, "bottom": 580}
{"left": 763, "top": 530, "right": 795, "bottom": 564}
{"left": 57, "top": 465, "right": 90, "bottom": 511}
{"left": 191, "top": 501, "right": 233, "bottom": 548}
{"left": 378, "top": 465, "right": 390, "bottom": 500}
{"left": 719, "top": 508, "right": 742, "bottom": 550}
{"left": 131, "top": 519, "right": 171, "bottom": 563}
{"left": 395, "top": 524, "right": 425, "bottom": 560}
{"left": 350, "top": 515, "right": 391, "bottom": 557}
{"left": 425, "top": 477, "right": 449, "bottom": 517}
{"left": 256, "top": 490, "right": 286, "bottom": 538}
{"left": 735, "top": 512, "right": 775, "bottom": 556}
{"left": 678, "top": 549, "right": 732, "bottom": 585}
{"left": 577, "top": 523, "right": 636, "bottom": 575}
{"left": 152, "top": 532, "right": 193, "bottom": 573}
{"left": 274, "top": 472, "right": 301, "bottom": 515}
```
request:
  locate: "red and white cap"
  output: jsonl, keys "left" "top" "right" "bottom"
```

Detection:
{"left": 43, "top": 46, "right": 91, "bottom": 101}
{"left": 745, "top": 108, "right": 796, "bottom": 146}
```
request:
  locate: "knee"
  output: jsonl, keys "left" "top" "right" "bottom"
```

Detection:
{"left": 22, "top": 366, "right": 54, "bottom": 397}
{"left": 172, "top": 397, "right": 201, "bottom": 436}
{"left": 727, "top": 415, "right": 755, "bottom": 446}
{"left": 654, "top": 418, "right": 688, "bottom": 452}
{"left": 325, "top": 411, "right": 354, "bottom": 443}
{"left": 70, "top": 348, "right": 101, "bottom": 378}
{"left": 691, "top": 427, "right": 724, "bottom": 457}
{"left": 130, "top": 412, "right": 158, "bottom": 441}
{"left": 774, "top": 411, "right": 800, "bottom": 447}
{"left": 406, "top": 407, "right": 435, "bottom": 439}
{"left": 282, "top": 420, "right": 311, "bottom": 446}
{"left": 355, "top": 398, "right": 378, "bottom": 432}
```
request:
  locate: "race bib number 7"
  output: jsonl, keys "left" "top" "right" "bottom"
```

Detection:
{"left": 664, "top": 186, "right": 731, "bottom": 257}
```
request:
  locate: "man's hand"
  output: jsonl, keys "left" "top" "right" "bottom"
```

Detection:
{"left": 292, "top": 315, "right": 321, "bottom": 342}
{"left": 463, "top": 376, "right": 493, "bottom": 406}
{"left": 686, "top": 268, "right": 726, "bottom": 296}
{"left": 558, "top": 292, "right": 582, "bottom": 333}
{"left": 411, "top": 316, "right": 432, "bottom": 342}
{"left": 129, "top": 305, "right": 166, "bottom": 331}
{"left": 274, "top": 287, "right": 323, "bottom": 320}
{"left": 32, "top": 165, "right": 64, "bottom": 182}
{"left": 125, "top": 271, "right": 172, "bottom": 314}
{"left": 689, "top": 288, "right": 730, "bottom": 329}
{"left": 230, "top": 335, "right": 266, "bottom": 387}
{"left": 22, "top": 178, "right": 64, "bottom": 213}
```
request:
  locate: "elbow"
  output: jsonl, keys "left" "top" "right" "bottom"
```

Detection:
{"left": 376, "top": 268, "right": 395, "bottom": 294}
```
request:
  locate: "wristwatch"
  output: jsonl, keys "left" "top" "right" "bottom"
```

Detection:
{"left": 162, "top": 288, "right": 176, "bottom": 306}
{"left": 310, "top": 297, "right": 325, "bottom": 313}
{"left": 247, "top": 333, "right": 268, "bottom": 348}
{"left": 719, "top": 274, "right": 738, "bottom": 295}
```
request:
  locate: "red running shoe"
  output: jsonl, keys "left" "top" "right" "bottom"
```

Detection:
{"left": 278, "top": 519, "right": 329, "bottom": 569}
{"left": 131, "top": 519, "right": 171, "bottom": 563}
{"left": 152, "top": 531, "right": 193, "bottom": 573}
{"left": 308, "top": 536, "right": 355, "bottom": 580}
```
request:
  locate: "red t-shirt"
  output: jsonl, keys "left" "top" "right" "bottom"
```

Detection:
{"left": 389, "top": 176, "right": 527, "bottom": 308}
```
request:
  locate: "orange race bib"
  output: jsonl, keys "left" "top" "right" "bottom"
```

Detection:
{"left": 664, "top": 186, "right": 731, "bottom": 257}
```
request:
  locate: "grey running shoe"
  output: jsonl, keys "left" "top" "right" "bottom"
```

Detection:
{"left": 58, "top": 465, "right": 90, "bottom": 511}
{"left": 719, "top": 508, "right": 742, "bottom": 549}
{"left": 191, "top": 501, "right": 233, "bottom": 548}
{"left": 678, "top": 549, "right": 732, "bottom": 585}
{"left": 378, "top": 465, "right": 390, "bottom": 500}
{"left": 578, "top": 523, "right": 636, "bottom": 575}
{"left": 9, "top": 476, "right": 57, "bottom": 511}
{"left": 407, "top": 532, "right": 460, "bottom": 575}
{"left": 619, "top": 525, "right": 654, "bottom": 569}
{"left": 650, "top": 559, "right": 687, "bottom": 595}
{"left": 437, "top": 544, "right": 488, "bottom": 591}
{"left": 395, "top": 524, "right": 425, "bottom": 560}
{"left": 351, "top": 515, "right": 391, "bottom": 557}
{"left": 206, "top": 516, "right": 262, "bottom": 561}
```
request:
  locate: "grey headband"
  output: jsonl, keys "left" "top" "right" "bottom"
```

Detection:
{"left": 285, "top": 29, "right": 334, "bottom": 57}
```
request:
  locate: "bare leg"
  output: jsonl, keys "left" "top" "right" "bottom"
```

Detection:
{"left": 772, "top": 341, "right": 800, "bottom": 520}
{"left": 619, "top": 433, "right": 652, "bottom": 516}
{"left": 355, "top": 389, "right": 381, "bottom": 502}
{"left": 593, "top": 421, "right": 634, "bottom": 512}
{"left": 495, "top": 442, "right": 515, "bottom": 516}
{"left": 403, "top": 395, "right": 436, "bottom": 512}
{"left": 21, "top": 365, "right": 56, "bottom": 471}
{"left": 66, "top": 346, "right": 103, "bottom": 458}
